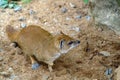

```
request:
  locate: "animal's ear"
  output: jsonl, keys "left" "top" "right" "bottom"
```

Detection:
{"left": 60, "top": 39, "right": 65, "bottom": 49}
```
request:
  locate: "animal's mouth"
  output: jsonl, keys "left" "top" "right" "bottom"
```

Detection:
{"left": 70, "top": 40, "right": 80, "bottom": 48}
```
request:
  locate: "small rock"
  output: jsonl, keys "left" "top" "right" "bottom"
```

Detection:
{"left": 71, "top": 27, "right": 80, "bottom": 32}
{"left": 75, "top": 15, "right": 82, "bottom": 19}
{"left": 61, "top": 7, "right": 67, "bottom": 13}
{"left": 14, "top": 6, "right": 22, "bottom": 12}
{"left": 33, "top": 16, "right": 38, "bottom": 19}
{"left": 18, "top": 17, "right": 25, "bottom": 21}
{"left": 105, "top": 68, "right": 112, "bottom": 75}
{"left": 73, "top": 77, "right": 77, "bottom": 80}
{"left": 10, "top": 74, "right": 19, "bottom": 80}
{"left": 53, "top": 18, "right": 58, "bottom": 23}
{"left": 21, "top": 23, "right": 26, "bottom": 28}
{"left": 0, "top": 72, "right": 10, "bottom": 77}
{"left": 8, "top": 13, "right": 13, "bottom": 15}
{"left": 8, "top": 67, "right": 14, "bottom": 73}
{"left": 0, "top": 57, "right": 3, "bottom": 61}
{"left": 66, "top": 17, "right": 71, "bottom": 20}
{"left": 69, "top": 3, "right": 76, "bottom": 8}
{"left": 29, "top": 9, "right": 35, "bottom": 15}
{"left": 86, "top": 15, "right": 91, "bottom": 21}
{"left": 98, "top": 27, "right": 103, "bottom": 32}
{"left": 99, "top": 51, "right": 110, "bottom": 57}
{"left": 32, "top": 63, "right": 40, "bottom": 70}
{"left": 42, "top": 74, "right": 49, "bottom": 80}
{"left": 0, "top": 48, "right": 3, "bottom": 52}
{"left": 44, "top": 22, "right": 49, "bottom": 25}
{"left": 10, "top": 74, "right": 15, "bottom": 79}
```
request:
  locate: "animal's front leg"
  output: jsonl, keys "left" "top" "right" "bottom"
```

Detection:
{"left": 48, "top": 65, "right": 53, "bottom": 72}
{"left": 48, "top": 62, "right": 53, "bottom": 72}
{"left": 30, "top": 56, "right": 40, "bottom": 70}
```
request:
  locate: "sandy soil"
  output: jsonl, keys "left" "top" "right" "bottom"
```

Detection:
{"left": 0, "top": 0, "right": 120, "bottom": 80}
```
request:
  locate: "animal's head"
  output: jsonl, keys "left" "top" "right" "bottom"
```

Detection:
{"left": 55, "top": 32, "right": 80, "bottom": 54}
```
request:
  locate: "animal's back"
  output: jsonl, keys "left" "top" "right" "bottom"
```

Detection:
{"left": 16, "top": 25, "right": 53, "bottom": 55}
{"left": 19, "top": 25, "right": 52, "bottom": 42}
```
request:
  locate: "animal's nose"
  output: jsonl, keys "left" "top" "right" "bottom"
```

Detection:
{"left": 76, "top": 40, "right": 80, "bottom": 44}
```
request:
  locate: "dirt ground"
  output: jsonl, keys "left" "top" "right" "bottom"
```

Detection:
{"left": 0, "top": 0, "right": 120, "bottom": 80}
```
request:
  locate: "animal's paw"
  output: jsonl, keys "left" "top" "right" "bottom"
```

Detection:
{"left": 32, "top": 63, "right": 40, "bottom": 70}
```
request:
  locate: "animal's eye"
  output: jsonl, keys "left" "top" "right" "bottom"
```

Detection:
{"left": 68, "top": 41, "right": 74, "bottom": 45}
{"left": 60, "top": 39, "right": 65, "bottom": 49}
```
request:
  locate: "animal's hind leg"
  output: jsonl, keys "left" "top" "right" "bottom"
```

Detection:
{"left": 30, "top": 56, "right": 40, "bottom": 70}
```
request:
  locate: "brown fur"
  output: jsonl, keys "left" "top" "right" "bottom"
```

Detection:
{"left": 6, "top": 25, "right": 80, "bottom": 71}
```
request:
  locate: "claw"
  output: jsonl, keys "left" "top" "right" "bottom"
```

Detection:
{"left": 32, "top": 63, "right": 40, "bottom": 70}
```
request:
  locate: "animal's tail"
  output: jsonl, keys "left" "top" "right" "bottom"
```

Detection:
{"left": 6, "top": 25, "right": 18, "bottom": 42}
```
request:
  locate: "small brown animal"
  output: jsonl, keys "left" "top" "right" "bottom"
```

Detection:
{"left": 6, "top": 25, "right": 80, "bottom": 72}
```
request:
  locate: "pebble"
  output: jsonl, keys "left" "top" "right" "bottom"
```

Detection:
{"left": 8, "top": 67, "right": 14, "bottom": 73}
{"left": 61, "top": 7, "right": 67, "bottom": 13}
{"left": 105, "top": 68, "right": 112, "bottom": 75}
{"left": 86, "top": 15, "right": 91, "bottom": 21}
{"left": 14, "top": 6, "right": 22, "bottom": 12}
{"left": 53, "top": 18, "right": 58, "bottom": 23}
{"left": 69, "top": 3, "right": 76, "bottom": 8}
{"left": 66, "top": 17, "right": 71, "bottom": 20}
{"left": 0, "top": 72, "right": 10, "bottom": 77}
{"left": 10, "top": 74, "right": 16, "bottom": 79}
{"left": 18, "top": 17, "right": 25, "bottom": 21}
{"left": 73, "top": 77, "right": 77, "bottom": 80}
{"left": 8, "top": 13, "right": 13, "bottom": 15}
{"left": 10, "top": 74, "right": 19, "bottom": 80}
{"left": 21, "top": 23, "right": 26, "bottom": 28}
{"left": 0, "top": 48, "right": 3, "bottom": 52}
{"left": 98, "top": 27, "right": 103, "bottom": 32}
{"left": 75, "top": 15, "right": 82, "bottom": 19}
{"left": 0, "top": 57, "right": 3, "bottom": 61}
{"left": 99, "top": 51, "right": 110, "bottom": 57}
{"left": 71, "top": 27, "right": 80, "bottom": 32}
{"left": 29, "top": 9, "right": 35, "bottom": 15}
{"left": 42, "top": 74, "right": 50, "bottom": 80}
